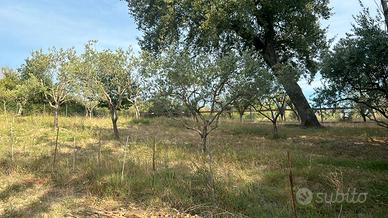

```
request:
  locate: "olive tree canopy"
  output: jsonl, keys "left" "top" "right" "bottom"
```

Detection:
{"left": 316, "top": 8, "right": 388, "bottom": 128}
{"left": 125, "top": 0, "right": 331, "bottom": 127}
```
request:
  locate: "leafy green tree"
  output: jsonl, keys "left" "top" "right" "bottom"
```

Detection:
{"left": 253, "top": 83, "right": 287, "bottom": 138}
{"left": 82, "top": 42, "right": 136, "bottom": 139}
{"left": 146, "top": 94, "right": 187, "bottom": 117}
{"left": 127, "top": 79, "right": 143, "bottom": 119}
{"left": 234, "top": 94, "right": 255, "bottom": 123}
{"left": 14, "top": 75, "right": 41, "bottom": 116}
{"left": 125, "top": 0, "right": 330, "bottom": 127}
{"left": 20, "top": 48, "right": 78, "bottom": 128}
{"left": 73, "top": 81, "right": 100, "bottom": 118}
{"left": 317, "top": 8, "right": 388, "bottom": 128}
{"left": 142, "top": 48, "right": 265, "bottom": 152}
{"left": 0, "top": 67, "right": 19, "bottom": 114}
{"left": 73, "top": 53, "right": 100, "bottom": 118}
{"left": 356, "top": 102, "right": 372, "bottom": 123}
{"left": 20, "top": 50, "right": 52, "bottom": 86}
{"left": 0, "top": 67, "right": 42, "bottom": 116}
{"left": 232, "top": 51, "right": 272, "bottom": 122}
{"left": 0, "top": 84, "right": 7, "bottom": 113}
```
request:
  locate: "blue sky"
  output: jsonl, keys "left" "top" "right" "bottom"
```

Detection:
{"left": 0, "top": 0, "right": 382, "bottom": 98}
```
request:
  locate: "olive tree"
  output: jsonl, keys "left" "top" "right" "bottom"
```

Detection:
{"left": 73, "top": 55, "right": 100, "bottom": 118}
{"left": 231, "top": 52, "right": 271, "bottom": 122}
{"left": 253, "top": 84, "right": 287, "bottom": 138}
{"left": 317, "top": 8, "right": 388, "bottom": 128}
{"left": 20, "top": 48, "right": 77, "bottom": 128}
{"left": 82, "top": 42, "right": 136, "bottom": 139}
{"left": 142, "top": 50, "right": 233, "bottom": 152}
{"left": 142, "top": 49, "right": 267, "bottom": 152}
{"left": 0, "top": 67, "right": 42, "bottom": 116}
{"left": 125, "top": 0, "right": 330, "bottom": 127}
{"left": 73, "top": 81, "right": 100, "bottom": 118}
{"left": 0, "top": 67, "right": 19, "bottom": 114}
{"left": 14, "top": 75, "right": 41, "bottom": 116}
{"left": 127, "top": 79, "right": 142, "bottom": 119}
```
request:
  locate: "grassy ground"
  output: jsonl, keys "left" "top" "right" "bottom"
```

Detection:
{"left": 0, "top": 114, "right": 387, "bottom": 217}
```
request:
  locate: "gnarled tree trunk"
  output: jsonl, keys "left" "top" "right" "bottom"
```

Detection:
{"left": 261, "top": 41, "right": 321, "bottom": 128}
{"left": 272, "top": 121, "right": 278, "bottom": 138}
{"left": 85, "top": 106, "right": 93, "bottom": 118}
{"left": 281, "top": 79, "right": 320, "bottom": 127}
{"left": 17, "top": 103, "right": 23, "bottom": 116}
{"left": 239, "top": 112, "right": 244, "bottom": 122}
{"left": 200, "top": 124, "right": 209, "bottom": 153}
{"left": 134, "top": 105, "right": 140, "bottom": 119}
{"left": 110, "top": 107, "right": 120, "bottom": 139}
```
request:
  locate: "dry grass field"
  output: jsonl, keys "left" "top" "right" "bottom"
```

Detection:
{"left": 0, "top": 114, "right": 387, "bottom": 217}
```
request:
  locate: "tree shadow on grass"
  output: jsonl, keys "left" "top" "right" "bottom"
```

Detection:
{"left": 0, "top": 139, "right": 147, "bottom": 216}
{"left": 1, "top": 188, "right": 63, "bottom": 218}
{"left": 0, "top": 180, "right": 35, "bottom": 202}
{"left": 1, "top": 119, "right": 387, "bottom": 217}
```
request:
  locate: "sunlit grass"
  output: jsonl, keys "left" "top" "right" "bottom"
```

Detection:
{"left": 0, "top": 114, "right": 387, "bottom": 217}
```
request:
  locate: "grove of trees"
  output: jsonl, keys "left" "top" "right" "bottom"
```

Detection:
{"left": 315, "top": 5, "right": 388, "bottom": 128}
{"left": 0, "top": 1, "right": 388, "bottom": 217}
{"left": 125, "top": 0, "right": 331, "bottom": 128}
{"left": 0, "top": 1, "right": 387, "bottom": 143}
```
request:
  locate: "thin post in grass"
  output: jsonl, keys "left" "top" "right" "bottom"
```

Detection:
{"left": 10, "top": 116, "right": 15, "bottom": 163}
{"left": 3, "top": 101, "right": 6, "bottom": 115}
{"left": 201, "top": 137, "right": 215, "bottom": 203}
{"left": 152, "top": 137, "right": 156, "bottom": 172}
{"left": 72, "top": 137, "right": 76, "bottom": 172}
{"left": 97, "top": 129, "right": 102, "bottom": 170}
{"left": 52, "top": 127, "right": 60, "bottom": 171}
{"left": 120, "top": 136, "right": 129, "bottom": 182}
{"left": 163, "top": 142, "right": 169, "bottom": 169}
{"left": 287, "top": 151, "right": 297, "bottom": 218}
{"left": 207, "top": 141, "right": 215, "bottom": 203}
{"left": 152, "top": 137, "right": 157, "bottom": 190}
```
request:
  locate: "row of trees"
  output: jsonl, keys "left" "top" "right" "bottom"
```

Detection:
{"left": 125, "top": 0, "right": 388, "bottom": 130}
{"left": 125, "top": 0, "right": 330, "bottom": 128}
{"left": 0, "top": 1, "right": 387, "bottom": 150}
{"left": 1, "top": 43, "right": 135, "bottom": 139}
{"left": 1, "top": 42, "right": 294, "bottom": 144}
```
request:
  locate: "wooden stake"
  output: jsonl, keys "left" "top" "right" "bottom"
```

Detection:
{"left": 10, "top": 116, "right": 14, "bottom": 163}
{"left": 208, "top": 148, "right": 215, "bottom": 203}
{"left": 152, "top": 137, "right": 156, "bottom": 172}
{"left": 53, "top": 127, "right": 60, "bottom": 170}
{"left": 288, "top": 151, "right": 297, "bottom": 218}
{"left": 152, "top": 137, "right": 157, "bottom": 189}
{"left": 121, "top": 136, "right": 129, "bottom": 182}
{"left": 97, "top": 132, "right": 102, "bottom": 169}
{"left": 72, "top": 137, "right": 76, "bottom": 172}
